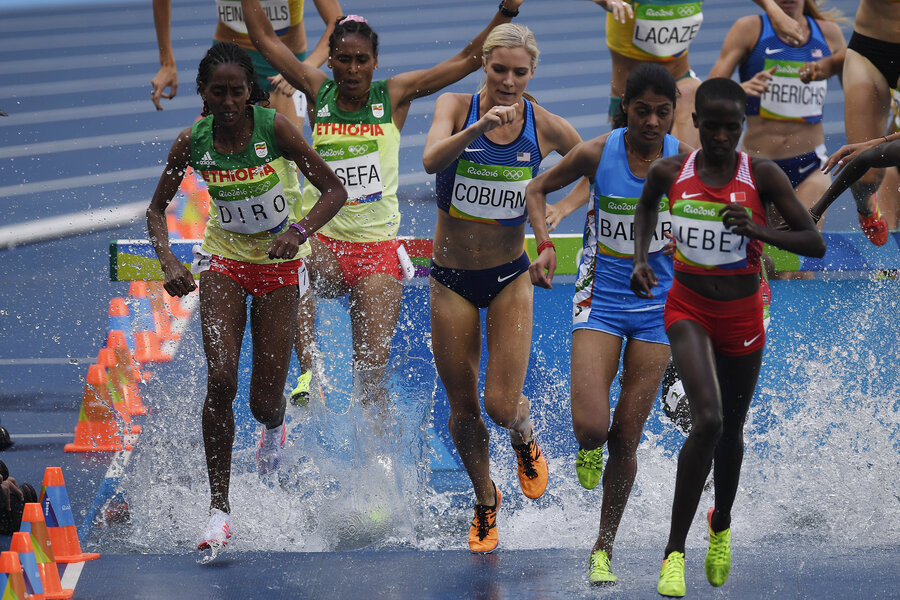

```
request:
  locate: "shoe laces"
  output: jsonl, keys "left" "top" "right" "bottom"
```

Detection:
{"left": 472, "top": 504, "right": 497, "bottom": 541}
{"left": 708, "top": 529, "right": 730, "bottom": 562}
{"left": 515, "top": 439, "right": 540, "bottom": 479}
{"left": 660, "top": 552, "right": 684, "bottom": 582}
{"left": 590, "top": 551, "right": 611, "bottom": 576}
{"left": 578, "top": 448, "right": 602, "bottom": 470}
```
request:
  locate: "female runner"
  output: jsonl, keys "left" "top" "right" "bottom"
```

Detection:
{"left": 708, "top": 0, "right": 846, "bottom": 231}
{"left": 527, "top": 63, "right": 690, "bottom": 582}
{"left": 240, "top": 0, "right": 524, "bottom": 409}
{"left": 589, "top": 0, "right": 800, "bottom": 150}
{"left": 146, "top": 42, "right": 346, "bottom": 553}
{"left": 631, "top": 78, "right": 824, "bottom": 597}
{"left": 422, "top": 23, "right": 586, "bottom": 553}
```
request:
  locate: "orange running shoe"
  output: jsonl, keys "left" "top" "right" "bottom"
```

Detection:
{"left": 513, "top": 432, "right": 549, "bottom": 499}
{"left": 859, "top": 197, "right": 888, "bottom": 247}
{"left": 469, "top": 484, "right": 502, "bottom": 553}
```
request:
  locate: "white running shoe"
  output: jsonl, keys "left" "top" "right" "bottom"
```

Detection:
{"left": 197, "top": 509, "right": 232, "bottom": 551}
{"left": 255, "top": 422, "right": 286, "bottom": 475}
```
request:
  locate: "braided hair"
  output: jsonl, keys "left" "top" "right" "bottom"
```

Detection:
{"left": 196, "top": 42, "right": 270, "bottom": 116}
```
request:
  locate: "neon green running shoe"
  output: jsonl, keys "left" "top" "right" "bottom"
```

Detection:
{"left": 657, "top": 551, "right": 686, "bottom": 597}
{"left": 290, "top": 371, "right": 312, "bottom": 406}
{"left": 588, "top": 549, "right": 617, "bottom": 585}
{"left": 575, "top": 447, "right": 603, "bottom": 490}
{"left": 705, "top": 507, "right": 731, "bottom": 587}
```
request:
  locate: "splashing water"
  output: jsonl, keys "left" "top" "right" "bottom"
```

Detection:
{"left": 96, "top": 278, "right": 899, "bottom": 554}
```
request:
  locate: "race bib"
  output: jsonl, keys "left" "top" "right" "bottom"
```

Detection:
{"left": 317, "top": 140, "right": 383, "bottom": 205}
{"left": 632, "top": 2, "right": 703, "bottom": 58}
{"left": 760, "top": 58, "right": 827, "bottom": 121}
{"left": 671, "top": 198, "right": 749, "bottom": 268}
{"left": 211, "top": 174, "right": 290, "bottom": 234}
{"left": 595, "top": 194, "right": 672, "bottom": 257}
{"left": 450, "top": 159, "right": 531, "bottom": 222}
{"left": 191, "top": 245, "right": 212, "bottom": 274}
{"left": 216, "top": 0, "right": 291, "bottom": 34}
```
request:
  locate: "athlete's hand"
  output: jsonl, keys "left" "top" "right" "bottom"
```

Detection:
{"left": 160, "top": 256, "right": 197, "bottom": 298}
{"left": 798, "top": 60, "right": 826, "bottom": 84}
{"left": 592, "top": 0, "right": 633, "bottom": 24}
{"left": 477, "top": 105, "right": 518, "bottom": 134}
{"left": 268, "top": 74, "right": 297, "bottom": 98}
{"left": 151, "top": 65, "right": 178, "bottom": 111}
{"left": 741, "top": 67, "right": 776, "bottom": 97}
{"left": 719, "top": 203, "right": 757, "bottom": 237}
{"left": 821, "top": 140, "right": 880, "bottom": 175}
{"left": 630, "top": 262, "right": 657, "bottom": 298}
{"left": 662, "top": 231, "right": 676, "bottom": 256}
{"left": 544, "top": 203, "right": 563, "bottom": 232}
{"left": 267, "top": 228, "right": 305, "bottom": 260}
{"left": 767, "top": 7, "right": 804, "bottom": 47}
{"left": 528, "top": 248, "right": 556, "bottom": 289}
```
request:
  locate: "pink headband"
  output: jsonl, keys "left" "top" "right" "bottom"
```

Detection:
{"left": 339, "top": 14, "right": 368, "bottom": 25}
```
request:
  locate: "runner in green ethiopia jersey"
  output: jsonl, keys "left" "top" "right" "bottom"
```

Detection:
{"left": 241, "top": 0, "right": 524, "bottom": 411}
{"left": 146, "top": 43, "right": 346, "bottom": 553}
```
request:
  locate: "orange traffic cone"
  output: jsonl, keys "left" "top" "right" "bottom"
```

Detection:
{"left": 99, "top": 345, "right": 147, "bottom": 417}
{"left": 0, "top": 551, "right": 28, "bottom": 600}
{"left": 107, "top": 330, "right": 147, "bottom": 406}
{"left": 133, "top": 330, "right": 171, "bottom": 363}
{"left": 11, "top": 532, "right": 45, "bottom": 600}
{"left": 38, "top": 468, "right": 100, "bottom": 564}
{"left": 20, "top": 503, "right": 73, "bottom": 599}
{"left": 65, "top": 364, "right": 135, "bottom": 452}
{"left": 164, "top": 291, "right": 193, "bottom": 320}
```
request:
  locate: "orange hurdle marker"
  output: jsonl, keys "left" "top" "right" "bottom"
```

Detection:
{"left": 107, "top": 330, "right": 149, "bottom": 414}
{"left": 134, "top": 330, "right": 171, "bottom": 364}
{"left": 0, "top": 551, "right": 28, "bottom": 600}
{"left": 65, "top": 364, "right": 135, "bottom": 452}
{"left": 20, "top": 503, "right": 73, "bottom": 600}
{"left": 11, "top": 532, "right": 46, "bottom": 600}
{"left": 39, "top": 468, "right": 100, "bottom": 564}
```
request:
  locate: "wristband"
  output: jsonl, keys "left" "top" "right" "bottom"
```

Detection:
{"left": 289, "top": 222, "right": 308, "bottom": 243}
{"left": 498, "top": 1, "right": 518, "bottom": 17}
{"left": 536, "top": 239, "right": 555, "bottom": 255}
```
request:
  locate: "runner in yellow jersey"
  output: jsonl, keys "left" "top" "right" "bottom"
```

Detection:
{"left": 240, "top": 0, "right": 524, "bottom": 412}
{"left": 590, "top": 0, "right": 800, "bottom": 149}
{"left": 151, "top": 0, "right": 342, "bottom": 129}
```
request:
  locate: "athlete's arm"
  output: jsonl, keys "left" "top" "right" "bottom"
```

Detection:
{"left": 151, "top": 0, "right": 177, "bottom": 110}
{"left": 422, "top": 93, "right": 518, "bottom": 174}
{"left": 304, "top": 0, "right": 343, "bottom": 67}
{"left": 386, "top": 0, "right": 523, "bottom": 113}
{"left": 708, "top": 17, "right": 776, "bottom": 97}
{"left": 813, "top": 139, "right": 900, "bottom": 219}
{"left": 752, "top": 0, "right": 803, "bottom": 46}
{"left": 525, "top": 137, "right": 603, "bottom": 289}
{"left": 240, "top": 0, "right": 328, "bottom": 104}
{"left": 269, "top": 114, "right": 347, "bottom": 259}
{"left": 146, "top": 127, "right": 196, "bottom": 297}
{"left": 631, "top": 155, "right": 682, "bottom": 298}
{"left": 543, "top": 183, "right": 590, "bottom": 232}
{"left": 732, "top": 158, "right": 825, "bottom": 257}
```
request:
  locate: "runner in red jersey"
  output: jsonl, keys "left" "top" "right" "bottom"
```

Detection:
{"left": 630, "top": 78, "right": 825, "bottom": 597}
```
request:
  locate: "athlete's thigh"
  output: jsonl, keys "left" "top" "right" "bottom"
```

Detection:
{"left": 795, "top": 170, "right": 832, "bottom": 218}
{"left": 667, "top": 318, "right": 720, "bottom": 416}
{"left": 570, "top": 329, "right": 622, "bottom": 428}
{"left": 714, "top": 349, "right": 763, "bottom": 429}
{"left": 306, "top": 236, "right": 348, "bottom": 299}
{"left": 617, "top": 337, "right": 671, "bottom": 424}
{"left": 199, "top": 271, "right": 248, "bottom": 375}
{"left": 429, "top": 277, "right": 482, "bottom": 411}
{"left": 483, "top": 274, "right": 533, "bottom": 400}
{"left": 266, "top": 91, "right": 304, "bottom": 130}
{"left": 348, "top": 272, "right": 403, "bottom": 369}
{"left": 843, "top": 50, "right": 892, "bottom": 143}
{"left": 249, "top": 284, "right": 300, "bottom": 389}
